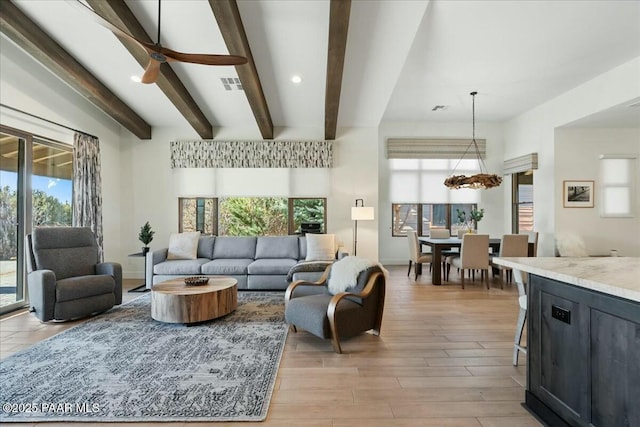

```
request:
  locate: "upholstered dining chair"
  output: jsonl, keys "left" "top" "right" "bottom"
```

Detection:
{"left": 445, "top": 234, "right": 490, "bottom": 289}
{"left": 284, "top": 262, "right": 386, "bottom": 354}
{"left": 407, "top": 230, "right": 432, "bottom": 280}
{"left": 429, "top": 228, "right": 450, "bottom": 239}
{"left": 26, "top": 227, "right": 122, "bottom": 322}
{"left": 429, "top": 228, "right": 458, "bottom": 269}
{"left": 521, "top": 231, "right": 539, "bottom": 257}
{"left": 491, "top": 234, "right": 529, "bottom": 288}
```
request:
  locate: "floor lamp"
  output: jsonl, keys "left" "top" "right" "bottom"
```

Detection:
{"left": 351, "top": 199, "right": 374, "bottom": 256}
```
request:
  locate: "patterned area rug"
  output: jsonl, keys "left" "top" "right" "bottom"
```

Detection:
{"left": 0, "top": 291, "right": 287, "bottom": 422}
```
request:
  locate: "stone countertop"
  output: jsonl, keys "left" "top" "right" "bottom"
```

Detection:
{"left": 492, "top": 257, "right": 640, "bottom": 303}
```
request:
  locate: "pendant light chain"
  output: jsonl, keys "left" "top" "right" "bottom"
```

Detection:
{"left": 444, "top": 91, "right": 503, "bottom": 190}
{"left": 471, "top": 92, "right": 489, "bottom": 174}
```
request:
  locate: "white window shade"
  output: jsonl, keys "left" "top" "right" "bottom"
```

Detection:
{"left": 600, "top": 154, "right": 636, "bottom": 217}
{"left": 387, "top": 138, "right": 486, "bottom": 159}
{"left": 389, "top": 159, "right": 480, "bottom": 204}
{"left": 503, "top": 153, "right": 538, "bottom": 175}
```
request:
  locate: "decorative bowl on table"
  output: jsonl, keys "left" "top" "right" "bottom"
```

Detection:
{"left": 184, "top": 276, "right": 209, "bottom": 286}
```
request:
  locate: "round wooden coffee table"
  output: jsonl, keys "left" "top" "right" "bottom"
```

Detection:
{"left": 151, "top": 277, "right": 237, "bottom": 324}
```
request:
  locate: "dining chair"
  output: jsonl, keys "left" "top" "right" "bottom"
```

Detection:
{"left": 407, "top": 230, "right": 432, "bottom": 280}
{"left": 429, "top": 228, "right": 457, "bottom": 270}
{"left": 520, "top": 231, "right": 538, "bottom": 256}
{"left": 429, "top": 228, "right": 450, "bottom": 239}
{"left": 491, "top": 234, "right": 529, "bottom": 289}
{"left": 445, "top": 234, "right": 490, "bottom": 289}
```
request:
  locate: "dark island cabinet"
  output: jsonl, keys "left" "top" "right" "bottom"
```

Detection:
{"left": 527, "top": 274, "right": 640, "bottom": 427}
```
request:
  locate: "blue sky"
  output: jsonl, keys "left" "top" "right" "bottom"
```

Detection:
{"left": 0, "top": 170, "right": 72, "bottom": 203}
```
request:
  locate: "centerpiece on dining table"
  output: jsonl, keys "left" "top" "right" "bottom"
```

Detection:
{"left": 456, "top": 208, "right": 484, "bottom": 234}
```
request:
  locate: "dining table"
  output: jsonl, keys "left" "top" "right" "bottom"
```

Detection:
{"left": 419, "top": 236, "right": 502, "bottom": 285}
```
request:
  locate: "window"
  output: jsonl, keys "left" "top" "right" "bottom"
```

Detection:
{"left": 0, "top": 127, "right": 72, "bottom": 314}
{"left": 179, "top": 197, "right": 326, "bottom": 236}
{"left": 512, "top": 172, "right": 533, "bottom": 233}
{"left": 289, "top": 198, "right": 326, "bottom": 234}
{"left": 600, "top": 155, "right": 635, "bottom": 217}
{"left": 392, "top": 203, "right": 477, "bottom": 236}
{"left": 179, "top": 198, "right": 217, "bottom": 235}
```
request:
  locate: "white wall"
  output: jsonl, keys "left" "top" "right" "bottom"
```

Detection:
{"left": 504, "top": 57, "right": 640, "bottom": 256}
{"left": 377, "top": 121, "right": 505, "bottom": 265}
{"left": 119, "top": 125, "right": 381, "bottom": 277}
{"left": 555, "top": 127, "right": 640, "bottom": 256}
{"left": 0, "top": 36, "right": 125, "bottom": 267}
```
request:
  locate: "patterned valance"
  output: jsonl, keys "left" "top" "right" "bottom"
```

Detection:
{"left": 170, "top": 140, "right": 333, "bottom": 168}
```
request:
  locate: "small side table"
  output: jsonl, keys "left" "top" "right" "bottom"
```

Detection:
{"left": 128, "top": 252, "right": 150, "bottom": 293}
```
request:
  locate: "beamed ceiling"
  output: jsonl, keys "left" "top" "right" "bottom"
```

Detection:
{"left": 1, "top": 0, "right": 639, "bottom": 141}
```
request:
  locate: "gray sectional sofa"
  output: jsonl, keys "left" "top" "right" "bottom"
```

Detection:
{"left": 146, "top": 235, "right": 337, "bottom": 291}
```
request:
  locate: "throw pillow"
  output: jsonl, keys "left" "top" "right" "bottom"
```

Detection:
{"left": 166, "top": 231, "right": 201, "bottom": 260}
{"left": 305, "top": 233, "right": 335, "bottom": 261}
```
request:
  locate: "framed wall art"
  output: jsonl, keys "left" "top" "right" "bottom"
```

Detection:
{"left": 563, "top": 180, "right": 594, "bottom": 208}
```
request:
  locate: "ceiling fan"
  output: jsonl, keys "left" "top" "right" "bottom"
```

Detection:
{"left": 72, "top": 0, "right": 247, "bottom": 84}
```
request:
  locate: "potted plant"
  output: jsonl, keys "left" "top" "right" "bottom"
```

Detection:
{"left": 139, "top": 222, "right": 154, "bottom": 255}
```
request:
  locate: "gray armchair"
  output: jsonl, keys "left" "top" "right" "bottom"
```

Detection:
{"left": 284, "top": 264, "right": 385, "bottom": 354}
{"left": 26, "top": 227, "right": 122, "bottom": 322}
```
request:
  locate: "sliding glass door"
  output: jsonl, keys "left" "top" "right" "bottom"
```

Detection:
{"left": 0, "top": 131, "right": 27, "bottom": 313}
{"left": 0, "top": 126, "right": 72, "bottom": 314}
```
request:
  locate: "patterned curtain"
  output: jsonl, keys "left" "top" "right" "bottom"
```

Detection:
{"left": 72, "top": 133, "right": 103, "bottom": 261}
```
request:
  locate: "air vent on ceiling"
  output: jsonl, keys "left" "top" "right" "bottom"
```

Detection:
{"left": 221, "top": 78, "right": 243, "bottom": 91}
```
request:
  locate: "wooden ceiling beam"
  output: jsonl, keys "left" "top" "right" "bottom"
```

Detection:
{"left": 86, "top": 0, "right": 213, "bottom": 139}
{"left": 325, "top": 0, "right": 351, "bottom": 140}
{"left": 209, "top": 0, "right": 273, "bottom": 139}
{"left": 0, "top": 0, "right": 152, "bottom": 140}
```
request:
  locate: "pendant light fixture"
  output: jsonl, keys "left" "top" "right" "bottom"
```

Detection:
{"left": 444, "top": 92, "right": 502, "bottom": 190}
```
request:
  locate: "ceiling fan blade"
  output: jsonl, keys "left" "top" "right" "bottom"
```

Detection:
{"left": 140, "top": 58, "right": 162, "bottom": 84}
{"left": 162, "top": 48, "right": 248, "bottom": 66}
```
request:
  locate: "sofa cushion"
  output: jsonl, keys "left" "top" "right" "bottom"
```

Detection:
{"left": 255, "top": 236, "right": 299, "bottom": 259}
{"left": 212, "top": 236, "right": 257, "bottom": 259}
{"left": 56, "top": 275, "right": 115, "bottom": 302}
{"left": 298, "top": 237, "right": 307, "bottom": 260}
{"left": 167, "top": 232, "right": 201, "bottom": 260}
{"left": 305, "top": 234, "right": 336, "bottom": 261}
{"left": 201, "top": 259, "right": 254, "bottom": 275}
{"left": 197, "top": 236, "right": 216, "bottom": 259}
{"left": 248, "top": 258, "right": 298, "bottom": 275}
{"left": 247, "top": 275, "right": 289, "bottom": 290}
{"left": 153, "top": 259, "right": 209, "bottom": 275}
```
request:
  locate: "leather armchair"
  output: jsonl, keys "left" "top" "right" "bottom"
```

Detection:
{"left": 284, "top": 264, "right": 385, "bottom": 353}
{"left": 26, "top": 227, "right": 122, "bottom": 322}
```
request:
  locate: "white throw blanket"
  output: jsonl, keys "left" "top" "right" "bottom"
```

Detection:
{"left": 328, "top": 256, "right": 386, "bottom": 294}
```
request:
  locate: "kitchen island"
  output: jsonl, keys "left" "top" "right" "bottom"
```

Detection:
{"left": 493, "top": 257, "right": 639, "bottom": 427}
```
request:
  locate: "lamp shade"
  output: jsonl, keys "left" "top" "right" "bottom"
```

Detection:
{"left": 351, "top": 206, "right": 374, "bottom": 221}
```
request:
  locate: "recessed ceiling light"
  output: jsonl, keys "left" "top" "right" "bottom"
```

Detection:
{"left": 130, "top": 75, "right": 141, "bottom": 83}
{"left": 291, "top": 75, "right": 303, "bottom": 84}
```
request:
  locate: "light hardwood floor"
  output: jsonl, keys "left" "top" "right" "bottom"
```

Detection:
{"left": 0, "top": 265, "right": 541, "bottom": 426}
